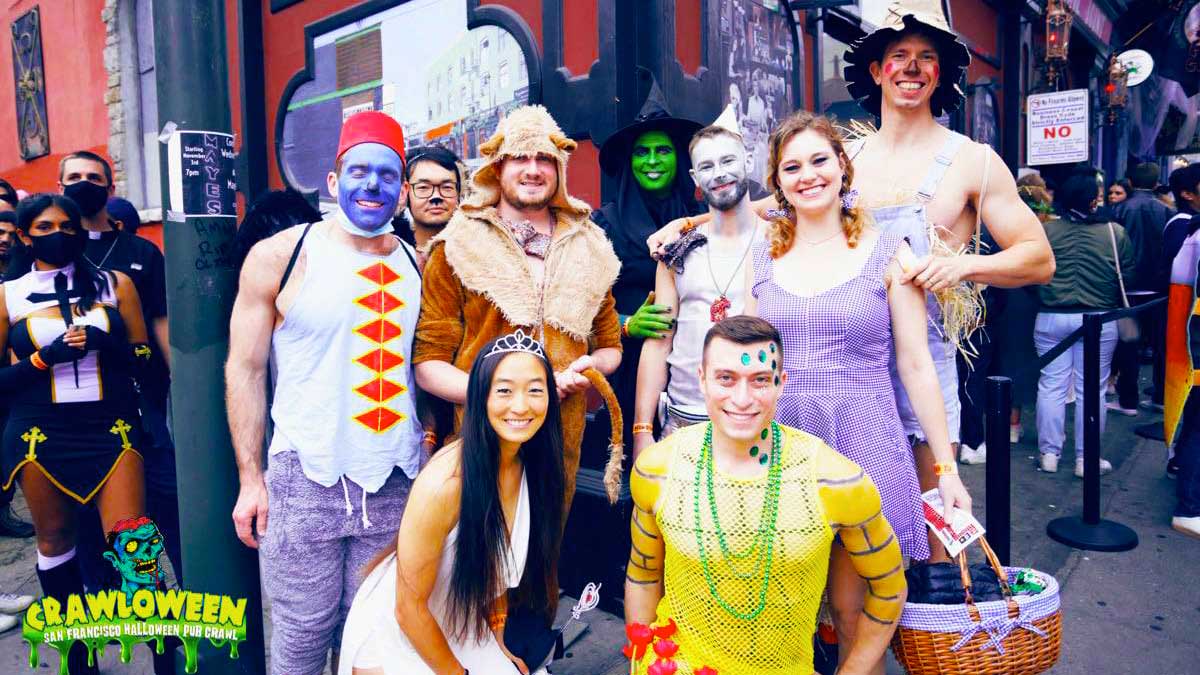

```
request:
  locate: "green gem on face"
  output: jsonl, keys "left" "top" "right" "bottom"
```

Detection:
{"left": 758, "top": 350, "right": 767, "bottom": 363}
{"left": 770, "top": 343, "right": 776, "bottom": 353}
{"left": 741, "top": 353, "right": 751, "bottom": 366}
{"left": 630, "top": 130, "right": 678, "bottom": 198}
{"left": 760, "top": 428, "right": 769, "bottom": 440}
{"left": 774, "top": 375, "right": 780, "bottom": 386}
{"left": 750, "top": 446, "right": 759, "bottom": 456}
{"left": 771, "top": 360, "right": 777, "bottom": 370}
{"left": 759, "top": 454, "right": 769, "bottom": 465}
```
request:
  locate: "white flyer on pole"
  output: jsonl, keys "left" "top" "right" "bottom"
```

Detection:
{"left": 1026, "top": 89, "right": 1089, "bottom": 166}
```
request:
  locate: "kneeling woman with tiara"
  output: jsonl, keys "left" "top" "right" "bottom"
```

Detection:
{"left": 340, "top": 330, "right": 565, "bottom": 675}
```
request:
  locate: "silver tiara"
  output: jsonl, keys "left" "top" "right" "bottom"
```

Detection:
{"left": 486, "top": 329, "right": 546, "bottom": 359}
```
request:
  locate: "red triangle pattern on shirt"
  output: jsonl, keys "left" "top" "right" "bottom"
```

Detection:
{"left": 356, "top": 290, "right": 405, "bottom": 315}
{"left": 357, "top": 262, "right": 401, "bottom": 286}
{"left": 354, "top": 318, "right": 403, "bottom": 344}
{"left": 353, "top": 406, "right": 405, "bottom": 433}
{"left": 355, "top": 348, "right": 405, "bottom": 373}
{"left": 355, "top": 377, "right": 407, "bottom": 403}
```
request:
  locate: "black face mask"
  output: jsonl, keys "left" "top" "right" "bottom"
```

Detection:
{"left": 29, "top": 232, "right": 85, "bottom": 268}
{"left": 63, "top": 181, "right": 109, "bottom": 217}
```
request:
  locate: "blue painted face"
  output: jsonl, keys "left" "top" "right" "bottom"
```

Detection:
{"left": 335, "top": 143, "right": 404, "bottom": 231}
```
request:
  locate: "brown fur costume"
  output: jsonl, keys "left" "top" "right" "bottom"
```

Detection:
{"left": 413, "top": 106, "right": 622, "bottom": 507}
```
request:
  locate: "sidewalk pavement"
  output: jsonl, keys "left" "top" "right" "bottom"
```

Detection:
{"left": 1, "top": 400, "right": 1197, "bottom": 673}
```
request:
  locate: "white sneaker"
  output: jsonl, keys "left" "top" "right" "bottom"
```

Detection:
{"left": 1039, "top": 453, "right": 1059, "bottom": 473}
{"left": 0, "top": 592, "right": 32, "bottom": 614}
{"left": 960, "top": 443, "right": 987, "bottom": 465}
{"left": 1010, "top": 423, "right": 1023, "bottom": 444}
{"left": 1074, "top": 458, "right": 1114, "bottom": 478}
{"left": 1106, "top": 401, "right": 1139, "bottom": 417}
{"left": 1172, "top": 516, "right": 1200, "bottom": 540}
{"left": 0, "top": 612, "right": 16, "bottom": 634}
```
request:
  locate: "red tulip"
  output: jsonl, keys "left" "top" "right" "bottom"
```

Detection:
{"left": 694, "top": 668, "right": 718, "bottom": 675}
{"left": 652, "top": 618, "right": 678, "bottom": 640}
{"left": 647, "top": 659, "right": 678, "bottom": 675}
{"left": 622, "top": 642, "right": 648, "bottom": 660}
{"left": 653, "top": 639, "right": 679, "bottom": 659}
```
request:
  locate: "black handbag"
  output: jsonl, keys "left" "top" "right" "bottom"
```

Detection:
{"left": 905, "top": 560, "right": 1006, "bottom": 605}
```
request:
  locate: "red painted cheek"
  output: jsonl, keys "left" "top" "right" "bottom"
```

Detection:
{"left": 883, "top": 62, "right": 896, "bottom": 77}
{"left": 931, "top": 64, "right": 940, "bottom": 81}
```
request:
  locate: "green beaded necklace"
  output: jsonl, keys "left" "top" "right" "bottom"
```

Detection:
{"left": 692, "top": 422, "right": 784, "bottom": 620}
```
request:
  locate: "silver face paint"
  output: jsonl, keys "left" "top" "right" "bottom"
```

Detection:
{"left": 690, "top": 134, "right": 750, "bottom": 211}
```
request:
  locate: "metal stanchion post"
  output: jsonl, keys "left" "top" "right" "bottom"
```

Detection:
{"left": 1047, "top": 313, "right": 1139, "bottom": 552}
{"left": 985, "top": 376, "right": 1012, "bottom": 565}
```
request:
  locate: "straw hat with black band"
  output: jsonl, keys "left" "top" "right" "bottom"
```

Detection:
{"left": 842, "top": 0, "right": 971, "bottom": 118}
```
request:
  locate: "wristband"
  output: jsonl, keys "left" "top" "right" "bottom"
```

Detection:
{"left": 934, "top": 461, "right": 958, "bottom": 476}
{"left": 30, "top": 352, "right": 48, "bottom": 371}
{"left": 632, "top": 422, "right": 654, "bottom": 435}
{"left": 681, "top": 217, "right": 697, "bottom": 235}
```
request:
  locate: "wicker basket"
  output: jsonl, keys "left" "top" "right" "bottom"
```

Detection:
{"left": 891, "top": 537, "right": 1062, "bottom": 675}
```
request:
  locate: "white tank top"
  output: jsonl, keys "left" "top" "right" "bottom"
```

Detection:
{"left": 269, "top": 228, "right": 422, "bottom": 492}
{"left": 666, "top": 224, "right": 764, "bottom": 416}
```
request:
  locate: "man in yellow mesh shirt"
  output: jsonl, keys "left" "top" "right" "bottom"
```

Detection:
{"left": 626, "top": 316, "right": 906, "bottom": 674}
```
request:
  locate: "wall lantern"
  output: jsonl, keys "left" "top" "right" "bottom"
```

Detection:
{"left": 1104, "top": 54, "right": 1129, "bottom": 123}
{"left": 1045, "top": 0, "right": 1073, "bottom": 88}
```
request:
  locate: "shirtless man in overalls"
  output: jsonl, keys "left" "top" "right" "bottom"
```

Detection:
{"left": 648, "top": 1, "right": 1054, "bottom": 562}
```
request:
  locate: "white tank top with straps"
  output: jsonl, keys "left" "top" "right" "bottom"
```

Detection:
{"left": 269, "top": 227, "right": 423, "bottom": 492}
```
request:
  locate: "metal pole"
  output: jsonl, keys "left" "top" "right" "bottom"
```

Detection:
{"left": 1082, "top": 313, "right": 1102, "bottom": 524}
{"left": 1046, "top": 313, "right": 1138, "bottom": 552}
{"left": 985, "top": 376, "right": 1012, "bottom": 565}
{"left": 1000, "top": 0, "right": 1022, "bottom": 173}
{"left": 152, "top": 1, "right": 266, "bottom": 673}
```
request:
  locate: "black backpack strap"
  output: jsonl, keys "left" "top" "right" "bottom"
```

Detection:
{"left": 279, "top": 223, "right": 315, "bottom": 293}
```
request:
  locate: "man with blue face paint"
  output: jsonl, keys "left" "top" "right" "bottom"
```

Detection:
{"left": 226, "top": 111, "right": 424, "bottom": 675}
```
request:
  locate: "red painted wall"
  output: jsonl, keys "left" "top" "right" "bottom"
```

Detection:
{"left": 561, "top": 0, "right": 596, "bottom": 75}
{"left": 676, "top": 0, "right": 702, "bottom": 76}
{"left": 949, "top": 0, "right": 1000, "bottom": 82}
{"left": 0, "top": 0, "right": 110, "bottom": 193}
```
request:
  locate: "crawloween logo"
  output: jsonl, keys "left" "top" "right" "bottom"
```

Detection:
{"left": 22, "top": 517, "right": 248, "bottom": 674}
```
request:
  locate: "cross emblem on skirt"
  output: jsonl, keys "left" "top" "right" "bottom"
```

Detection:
{"left": 21, "top": 427, "right": 46, "bottom": 461}
{"left": 110, "top": 419, "right": 133, "bottom": 450}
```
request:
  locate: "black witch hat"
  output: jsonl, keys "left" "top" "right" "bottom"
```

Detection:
{"left": 598, "top": 80, "right": 704, "bottom": 177}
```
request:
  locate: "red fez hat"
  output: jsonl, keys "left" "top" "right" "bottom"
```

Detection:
{"left": 337, "top": 111, "right": 406, "bottom": 165}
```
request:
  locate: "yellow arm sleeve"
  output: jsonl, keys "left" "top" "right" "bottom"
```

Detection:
{"left": 816, "top": 446, "right": 906, "bottom": 625}
{"left": 626, "top": 443, "right": 668, "bottom": 586}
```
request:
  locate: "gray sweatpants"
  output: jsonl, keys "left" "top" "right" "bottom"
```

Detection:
{"left": 260, "top": 451, "right": 412, "bottom": 675}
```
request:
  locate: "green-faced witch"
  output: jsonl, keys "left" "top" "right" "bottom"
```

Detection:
{"left": 593, "top": 81, "right": 704, "bottom": 439}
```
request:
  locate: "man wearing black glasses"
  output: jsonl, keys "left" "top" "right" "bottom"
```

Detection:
{"left": 394, "top": 146, "right": 462, "bottom": 258}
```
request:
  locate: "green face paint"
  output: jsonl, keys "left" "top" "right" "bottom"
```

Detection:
{"left": 630, "top": 130, "right": 678, "bottom": 197}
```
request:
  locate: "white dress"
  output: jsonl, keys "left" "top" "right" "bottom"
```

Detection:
{"left": 338, "top": 471, "right": 529, "bottom": 674}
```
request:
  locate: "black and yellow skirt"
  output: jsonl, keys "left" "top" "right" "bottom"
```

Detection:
{"left": 2, "top": 402, "right": 144, "bottom": 504}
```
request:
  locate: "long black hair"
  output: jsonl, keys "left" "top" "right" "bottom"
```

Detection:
{"left": 14, "top": 193, "right": 111, "bottom": 313}
{"left": 445, "top": 338, "right": 565, "bottom": 643}
{"left": 233, "top": 189, "right": 321, "bottom": 272}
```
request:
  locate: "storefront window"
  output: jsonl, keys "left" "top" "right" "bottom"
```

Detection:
{"left": 716, "top": 0, "right": 798, "bottom": 192}
{"left": 278, "top": 0, "right": 531, "bottom": 203}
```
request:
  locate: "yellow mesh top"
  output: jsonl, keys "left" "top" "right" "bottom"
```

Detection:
{"left": 644, "top": 424, "right": 834, "bottom": 674}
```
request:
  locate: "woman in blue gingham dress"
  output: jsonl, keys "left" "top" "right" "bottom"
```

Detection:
{"left": 750, "top": 230, "right": 930, "bottom": 559}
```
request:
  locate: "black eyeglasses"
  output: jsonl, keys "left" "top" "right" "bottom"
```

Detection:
{"left": 409, "top": 182, "right": 459, "bottom": 199}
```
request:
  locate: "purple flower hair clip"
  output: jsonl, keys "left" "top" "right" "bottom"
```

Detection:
{"left": 765, "top": 208, "right": 791, "bottom": 219}
{"left": 841, "top": 188, "right": 860, "bottom": 211}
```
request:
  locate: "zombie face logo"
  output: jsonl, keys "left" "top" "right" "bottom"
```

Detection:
{"left": 103, "top": 516, "right": 166, "bottom": 600}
